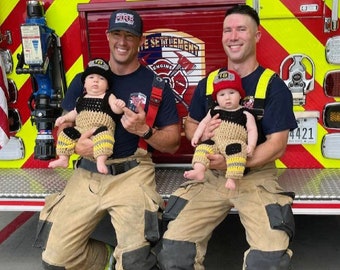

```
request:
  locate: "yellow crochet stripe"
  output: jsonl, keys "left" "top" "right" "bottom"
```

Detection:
{"left": 195, "top": 144, "right": 214, "bottom": 157}
{"left": 227, "top": 156, "right": 246, "bottom": 167}
{"left": 93, "top": 132, "right": 115, "bottom": 158}
{"left": 56, "top": 135, "right": 76, "bottom": 156}
{"left": 192, "top": 144, "right": 214, "bottom": 167}
{"left": 226, "top": 156, "right": 247, "bottom": 179}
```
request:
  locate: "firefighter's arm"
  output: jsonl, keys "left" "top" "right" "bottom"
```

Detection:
{"left": 74, "top": 129, "right": 95, "bottom": 157}
{"left": 144, "top": 124, "right": 181, "bottom": 154}
{"left": 121, "top": 104, "right": 181, "bottom": 154}
{"left": 246, "top": 129, "right": 289, "bottom": 168}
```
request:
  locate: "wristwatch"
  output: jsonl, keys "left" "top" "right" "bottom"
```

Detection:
{"left": 142, "top": 126, "right": 153, "bottom": 139}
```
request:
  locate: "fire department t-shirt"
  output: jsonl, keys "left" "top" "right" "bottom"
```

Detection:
{"left": 189, "top": 66, "right": 297, "bottom": 144}
{"left": 61, "top": 65, "right": 179, "bottom": 158}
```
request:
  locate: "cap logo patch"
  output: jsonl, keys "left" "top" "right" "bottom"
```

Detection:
{"left": 218, "top": 71, "right": 235, "bottom": 81}
{"left": 115, "top": 12, "right": 135, "bottom": 26}
{"left": 88, "top": 59, "right": 109, "bottom": 71}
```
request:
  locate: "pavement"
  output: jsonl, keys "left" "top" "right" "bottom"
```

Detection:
{"left": 1, "top": 212, "right": 340, "bottom": 270}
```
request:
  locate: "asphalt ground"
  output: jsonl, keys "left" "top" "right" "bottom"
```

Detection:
{"left": 1, "top": 212, "right": 340, "bottom": 270}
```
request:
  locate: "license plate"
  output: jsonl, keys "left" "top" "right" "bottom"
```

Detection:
{"left": 288, "top": 117, "right": 317, "bottom": 144}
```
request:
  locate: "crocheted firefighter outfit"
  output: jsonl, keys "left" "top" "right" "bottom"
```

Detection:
{"left": 192, "top": 106, "right": 249, "bottom": 179}
{"left": 56, "top": 92, "right": 118, "bottom": 159}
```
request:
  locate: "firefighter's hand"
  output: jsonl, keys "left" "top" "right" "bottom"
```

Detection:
{"left": 207, "top": 153, "right": 226, "bottom": 170}
{"left": 74, "top": 128, "right": 95, "bottom": 157}
{"left": 121, "top": 104, "right": 148, "bottom": 137}
{"left": 201, "top": 113, "right": 221, "bottom": 142}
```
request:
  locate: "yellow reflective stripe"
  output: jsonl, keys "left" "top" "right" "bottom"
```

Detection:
{"left": 0, "top": 121, "right": 36, "bottom": 167}
{"left": 0, "top": 1, "right": 19, "bottom": 25}
{"left": 255, "top": 68, "right": 275, "bottom": 99}
{"left": 7, "top": 45, "right": 30, "bottom": 88}
{"left": 66, "top": 55, "right": 84, "bottom": 87}
{"left": 206, "top": 69, "right": 220, "bottom": 95}
{"left": 45, "top": 0, "right": 90, "bottom": 36}
{"left": 259, "top": 0, "right": 326, "bottom": 88}
{"left": 275, "top": 159, "right": 287, "bottom": 169}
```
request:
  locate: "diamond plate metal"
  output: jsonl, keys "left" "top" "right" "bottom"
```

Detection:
{"left": 0, "top": 168, "right": 71, "bottom": 198}
{"left": 1, "top": 167, "right": 340, "bottom": 201}
{"left": 277, "top": 169, "right": 340, "bottom": 200}
{"left": 155, "top": 166, "right": 190, "bottom": 197}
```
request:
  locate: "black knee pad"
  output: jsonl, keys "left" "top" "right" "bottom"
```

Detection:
{"left": 225, "top": 143, "right": 242, "bottom": 155}
{"left": 34, "top": 219, "right": 53, "bottom": 250}
{"left": 145, "top": 209, "right": 160, "bottom": 245}
{"left": 122, "top": 244, "right": 157, "bottom": 270}
{"left": 161, "top": 196, "right": 188, "bottom": 234}
{"left": 63, "top": 127, "right": 81, "bottom": 140}
{"left": 266, "top": 203, "right": 295, "bottom": 240}
{"left": 158, "top": 239, "right": 196, "bottom": 270}
{"left": 42, "top": 261, "right": 66, "bottom": 270}
{"left": 245, "top": 249, "right": 291, "bottom": 270}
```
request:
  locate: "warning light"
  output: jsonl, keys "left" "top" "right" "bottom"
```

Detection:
{"left": 324, "top": 70, "right": 340, "bottom": 97}
{"left": 323, "top": 103, "right": 340, "bottom": 129}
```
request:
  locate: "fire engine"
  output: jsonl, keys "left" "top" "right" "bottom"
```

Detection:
{"left": 1, "top": 0, "right": 340, "bottom": 215}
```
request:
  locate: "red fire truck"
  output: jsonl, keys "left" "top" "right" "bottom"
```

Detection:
{"left": 1, "top": 0, "right": 340, "bottom": 215}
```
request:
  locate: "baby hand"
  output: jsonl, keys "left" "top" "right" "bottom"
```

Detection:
{"left": 247, "top": 145, "right": 255, "bottom": 157}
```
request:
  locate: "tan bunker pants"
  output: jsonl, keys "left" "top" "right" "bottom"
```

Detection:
{"left": 34, "top": 152, "right": 163, "bottom": 270}
{"left": 158, "top": 162, "right": 294, "bottom": 270}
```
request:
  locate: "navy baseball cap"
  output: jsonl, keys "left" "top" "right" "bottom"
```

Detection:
{"left": 107, "top": 9, "right": 143, "bottom": 37}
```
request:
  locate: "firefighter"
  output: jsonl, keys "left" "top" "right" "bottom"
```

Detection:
{"left": 34, "top": 9, "right": 180, "bottom": 270}
{"left": 158, "top": 4, "right": 297, "bottom": 270}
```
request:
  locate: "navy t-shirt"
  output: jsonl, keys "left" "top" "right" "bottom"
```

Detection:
{"left": 189, "top": 66, "right": 297, "bottom": 144}
{"left": 61, "top": 65, "right": 179, "bottom": 158}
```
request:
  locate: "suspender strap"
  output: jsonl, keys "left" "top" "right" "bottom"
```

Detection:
{"left": 253, "top": 68, "right": 275, "bottom": 109}
{"left": 205, "top": 68, "right": 275, "bottom": 115}
{"left": 138, "top": 75, "right": 164, "bottom": 150}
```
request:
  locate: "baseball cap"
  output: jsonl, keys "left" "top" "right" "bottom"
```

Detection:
{"left": 212, "top": 70, "right": 246, "bottom": 100}
{"left": 81, "top": 58, "right": 112, "bottom": 88}
{"left": 107, "top": 9, "right": 143, "bottom": 37}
